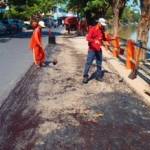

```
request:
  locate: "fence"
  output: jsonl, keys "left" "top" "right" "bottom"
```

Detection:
{"left": 105, "top": 33, "right": 150, "bottom": 84}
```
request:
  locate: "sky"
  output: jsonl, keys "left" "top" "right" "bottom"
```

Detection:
{"left": 127, "top": 0, "right": 141, "bottom": 13}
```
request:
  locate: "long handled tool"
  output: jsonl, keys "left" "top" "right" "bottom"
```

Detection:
{"left": 128, "top": 40, "right": 142, "bottom": 79}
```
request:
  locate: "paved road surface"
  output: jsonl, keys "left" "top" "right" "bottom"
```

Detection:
{"left": 0, "top": 29, "right": 50, "bottom": 105}
{"left": 0, "top": 33, "right": 150, "bottom": 150}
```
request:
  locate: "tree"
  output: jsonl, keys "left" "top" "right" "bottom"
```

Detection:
{"left": 108, "top": 0, "right": 126, "bottom": 36}
{"left": 6, "top": 0, "right": 57, "bottom": 20}
{"left": 137, "top": 0, "right": 150, "bottom": 48}
{"left": 66, "top": 0, "right": 110, "bottom": 25}
{"left": 121, "top": 6, "right": 140, "bottom": 23}
{"left": 38, "top": 0, "right": 55, "bottom": 15}
{"left": 85, "top": 0, "right": 110, "bottom": 24}
{"left": 8, "top": 0, "right": 38, "bottom": 6}
{"left": 66, "top": 0, "right": 128, "bottom": 33}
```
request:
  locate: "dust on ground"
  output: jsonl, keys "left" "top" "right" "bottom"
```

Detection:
{"left": 0, "top": 34, "right": 150, "bottom": 150}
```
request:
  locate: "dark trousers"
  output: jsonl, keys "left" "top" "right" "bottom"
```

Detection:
{"left": 83, "top": 50, "right": 102, "bottom": 78}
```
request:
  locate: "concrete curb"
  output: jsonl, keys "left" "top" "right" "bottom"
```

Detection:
{"left": 102, "top": 48, "right": 150, "bottom": 105}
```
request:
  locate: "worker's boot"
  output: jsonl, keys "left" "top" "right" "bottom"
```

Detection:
{"left": 82, "top": 77, "right": 88, "bottom": 84}
{"left": 95, "top": 75, "right": 103, "bottom": 81}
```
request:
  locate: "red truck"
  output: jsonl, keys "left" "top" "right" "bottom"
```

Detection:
{"left": 64, "top": 16, "right": 78, "bottom": 34}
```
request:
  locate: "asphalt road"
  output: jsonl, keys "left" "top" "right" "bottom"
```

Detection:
{"left": 0, "top": 29, "right": 49, "bottom": 105}
{"left": 0, "top": 34, "right": 150, "bottom": 150}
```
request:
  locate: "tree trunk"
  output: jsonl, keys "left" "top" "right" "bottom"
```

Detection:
{"left": 137, "top": 0, "right": 150, "bottom": 59}
{"left": 113, "top": 8, "right": 119, "bottom": 37}
{"left": 137, "top": 0, "right": 150, "bottom": 47}
{"left": 109, "top": 0, "right": 126, "bottom": 37}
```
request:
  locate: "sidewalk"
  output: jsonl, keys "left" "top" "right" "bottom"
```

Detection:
{"left": 70, "top": 36, "right": 150, "bottom": 105}
{"left": 102, "top": 48, "right": 150, "bottom": 105}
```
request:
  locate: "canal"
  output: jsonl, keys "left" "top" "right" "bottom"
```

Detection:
{"left": 119, "top": 25, "right": 150, "bottom": 49}
{"left": 109, "top": 25, "right": 150, "bottom": 58}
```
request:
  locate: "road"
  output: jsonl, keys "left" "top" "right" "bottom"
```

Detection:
{"left": 0, "top": 27, "right": 61, "bottom": 105}
{"left": 0, "top": 31, "right": 32, "bottom": 103}
{"left": 0, "top": 32, "right": 150, "bottom": 150}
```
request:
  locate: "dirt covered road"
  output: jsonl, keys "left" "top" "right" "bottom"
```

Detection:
{"left": 0, "top": 34, "right": 150, "bottom": 150}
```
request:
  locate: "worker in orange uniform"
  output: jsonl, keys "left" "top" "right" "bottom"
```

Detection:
{"left": 30, "top": 21, "right": 46, "bottom": 67}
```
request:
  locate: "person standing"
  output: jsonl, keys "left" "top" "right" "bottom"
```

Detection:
{"left": 79, "top": 18, "right": 88, "bottom": 36}
{"left": 30, "top": 21, "right": 46, "bottom": 67}
{"left": 82, "top": 18, "right": 107, "bottom": 84}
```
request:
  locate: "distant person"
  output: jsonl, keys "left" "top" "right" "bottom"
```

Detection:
{"left": 62, "top": 19, "right": 64, "bottom": 26}
{"left": 82, "top": 18, "right": 107, "bottom": 84}
{"left": 30, "top": 21, "right": 46, "bottom": 68}
{"left": 64, "top": 17, "right": 71, "bottom": 34}
{"left": 78, "top": 18, "right": 88, "bottom": 36}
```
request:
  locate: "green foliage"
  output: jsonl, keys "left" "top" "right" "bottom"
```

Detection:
{"left": 85, "top": 0, "right": 108, "bottom": 11}
{"left": 67, "top": 0, "right": 110, "bottom": 15}
{"left": 66, "top": 0, "right": 111, "bottom": 25}
{"left": 8, "top": 0, "right": 40, "bottom": 6}
{"left": 6, "top": 0, "right": 57, "bottom": 20}
{"left": 105, "top": 7, "right": 113, "bottom": 19}
{"left": 2, "top": 8, "right": 18, "bottom": 19}
{"left": 5, "top": 0, "right": 140, "bottom": 22}
{"left": 39, "top": 0, "right": 54, "bottom": 14}
{"left": 121, "top": 6, "right": 140, "bottom": 23}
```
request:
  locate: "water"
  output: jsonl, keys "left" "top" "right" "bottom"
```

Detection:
{"left": 113, "top": 25, "right": 150, "bottom": 58}
{"left": 119, "top": 25, "right": 150, "bottom": 49}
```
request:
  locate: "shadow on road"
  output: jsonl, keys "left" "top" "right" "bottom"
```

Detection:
{"left": 0, "top": 38, "right": 11, "bottom": 43}
{"left": 0, "top": 82, "right": 150, "bottom": 150}
{"left": 33, "top": 91, "right": 150, "bottom": 150}
{"left": 0, "top": 64, "right": 44, "bottom": 150}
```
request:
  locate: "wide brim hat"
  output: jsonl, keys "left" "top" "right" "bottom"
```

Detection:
{"left": 98, "top": 18, "right": 107, "bottom": 26}
{"left": 38, "top": 21, "right": 46, "bottom": 27}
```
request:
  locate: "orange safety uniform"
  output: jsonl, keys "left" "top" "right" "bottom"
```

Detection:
{"left": 30, "top": 26, "right": 45, "bottom": 65}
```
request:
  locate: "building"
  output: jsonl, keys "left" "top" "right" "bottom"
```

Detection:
{"left": 52, "top": 5, "right": 67, "bottom": 20}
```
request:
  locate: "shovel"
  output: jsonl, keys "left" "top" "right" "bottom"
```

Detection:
{"left": 128, "top": 40, "right": 142, "bottom": 79}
